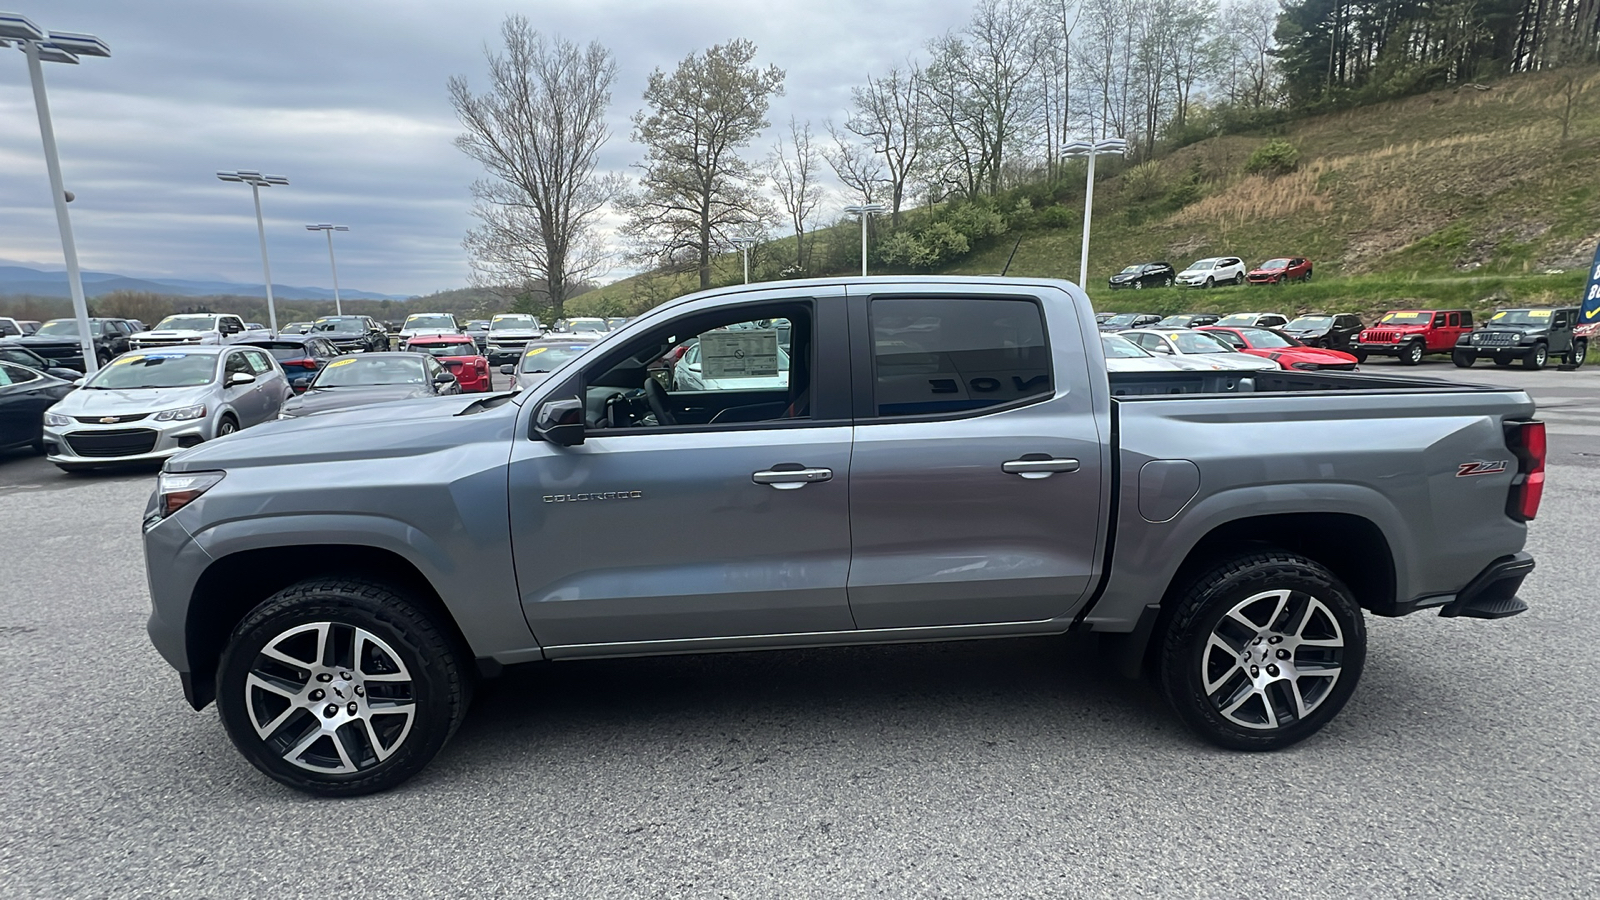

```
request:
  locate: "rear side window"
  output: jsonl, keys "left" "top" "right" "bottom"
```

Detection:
{"left": 242, "top": 349, "right": 274, "bottom": 374}
{"left": 1447, "top": 313, "right": 1461, "bottom": 327}
{"left": 869, "top": 297, "right": 1051, "bottom": 418}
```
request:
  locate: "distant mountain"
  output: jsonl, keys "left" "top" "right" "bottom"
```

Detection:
{"left": 0, "top": 265, "right": 411, "bottom": 301}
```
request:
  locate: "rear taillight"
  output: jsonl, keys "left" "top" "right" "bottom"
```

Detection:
{"left": 1506, "top": 420, "right": 1546, "bottom": 522}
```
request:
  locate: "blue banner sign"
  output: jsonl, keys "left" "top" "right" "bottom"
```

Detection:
{"left": 1581, "top": 242, "right": 1600, "bottom": 337}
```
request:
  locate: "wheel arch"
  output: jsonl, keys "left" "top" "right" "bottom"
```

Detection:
{"left": 183, "top": 544, "right": 472, "bottom": 710}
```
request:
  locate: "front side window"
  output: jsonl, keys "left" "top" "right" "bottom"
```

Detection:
{"left": 870, "top": 297, "right": 1051, "bottom": 418}
{"left": 243, "top": 349, "right": 274, "bottom": 374}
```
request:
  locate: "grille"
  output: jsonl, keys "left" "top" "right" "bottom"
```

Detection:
{"left": 132, "top": 337, "right": 201, "bottom": 349}
{"left": 65, "top": 428, "right": 159, "bottom": 458}
{"left": 30, "top": 343, "right": 81, "bottom": 361}
{"left": 1362, "top": 330, "right": 1401, "bottom": 343}
{"left": 1474, "top": 332, "right": 1517, "bottom": 346}
{"left": 74, "top": 413, "right": 149, "bottom": 424}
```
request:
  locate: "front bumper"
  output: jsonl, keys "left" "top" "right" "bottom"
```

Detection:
{"left": 487, "top": 342, "right": 536, "bottom": 363}
{"left": 1246, "top": 273, "right": 1283, "bottom": 284}
{"left": 1456, "top": 340, "right": 1535, "bottom": 358}
{"left": 44, "top": 417, "right": 210, "bottom": 466}
{"left": 1353, "top": 341, "right": 1416, "bottom": 357}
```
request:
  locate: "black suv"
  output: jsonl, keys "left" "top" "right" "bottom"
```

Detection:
{"left": 16, "top": 317, "right": 134, "bottom": 369}
{"left": 309, "top": 315, "right": 388, "bottom": 354}
{"left": 1454, "top": 307, "right": 1584, "bottom": 370}
{"left": 1108, "top": 262, "right": 1175, "bottom": 290}
{"left": 1284, "top": 313, "right": 1363, "bottom": 353}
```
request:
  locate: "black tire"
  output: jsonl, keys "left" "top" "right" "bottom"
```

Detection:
{"left": 216, "top": 578, "right": 472, "bottom": 796}
{"left": 1158, "top": 550, "right": 1366, "bottom": 751}
{"left": 216, "top": 415, "right": 239, "bottom": 438}
{"left": 1165, "top": 277, "right": 1174, "bottom": 288}
{"left": 1571, "top": 339, "right": 1588, "bottom": 369}
{"left": 1304, "top": 268, "right": 1312, "bottom": 282}
{"left": 1234, "top": 272, "right": 1247, "bottom": 285}
{"left": 1398, "top": 340, "right": 1424, "bottom": 365}
{"left": 1494, "top": 355, "right": 1513, "bottom": 367}
{"left": 1351, "top": 350, "right": 1367, "bottom": 364}
{"left": 1133, "top": 280, "right": 1144, "bottom": 290}
{"left": 1204, "top": 277, "right": 1215, "bottom": 289}
{"left": 1452, "top": 350, "right": 1475, "bottom": 368}
{"left": 1522, "top": 343, "right": 1547, "bottom": 370}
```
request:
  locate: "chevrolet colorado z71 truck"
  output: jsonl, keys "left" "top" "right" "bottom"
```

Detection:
{"left": 142, "top": 277, "right": 1544, "bottom": 796}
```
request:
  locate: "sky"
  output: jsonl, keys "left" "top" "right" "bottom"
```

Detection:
{"left": 0, "top": 0, "right": 974, "bottom": 296}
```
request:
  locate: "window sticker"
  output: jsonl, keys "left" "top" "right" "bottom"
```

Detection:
{"left": 701, "top": 329, "right": 779, "bottom": 378}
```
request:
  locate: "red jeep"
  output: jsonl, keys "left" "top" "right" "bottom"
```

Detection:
{"left": 1354, "top": 309, "right": 1473, "bottom": 365}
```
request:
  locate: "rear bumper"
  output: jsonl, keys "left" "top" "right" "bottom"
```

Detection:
{"left": 1380, "top": 552, "right": 1535, "bottom": 618}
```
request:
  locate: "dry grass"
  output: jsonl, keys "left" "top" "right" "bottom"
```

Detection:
{"left": 1170, "top": 161, "right": 1335, "bottom": 226}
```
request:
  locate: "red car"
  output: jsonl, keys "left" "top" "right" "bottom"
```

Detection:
{"left": 1198, "top": 326, "right": 1360, "bottom": 371}
{"left": 1247, "top": 256, "right": 1313, "bottom": 285}
{"left": 404, "top": 334, "right": 492, "bottom": 392}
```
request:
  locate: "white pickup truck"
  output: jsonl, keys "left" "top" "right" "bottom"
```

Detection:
{"left": 129, "top": 313, "right": 269, "bottom": 351}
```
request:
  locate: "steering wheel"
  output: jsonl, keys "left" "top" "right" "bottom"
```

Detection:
{"left": 642, "top": 377, "right": 677, "bottom": 426}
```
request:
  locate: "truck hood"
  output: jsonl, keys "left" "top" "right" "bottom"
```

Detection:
{"left": 166, "top": 393, "right": 509, "bottom": 471}
{"left": 132, "top": 329, "right": 214, "bottom": 340}
{"left": 52, "top": 384, "right": 212, "bottom": 414}
{"left": 15, "top": 334, "right": 84, "bottom": 347}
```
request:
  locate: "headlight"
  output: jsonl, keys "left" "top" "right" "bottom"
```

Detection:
{"left": 44, "top": 411, "right": 72, "bottom": 427}
{"left": 154, "top": 470, "right": 225, "bottom": 519}
{"left": 154, "top": 404, "right": 207, "bottom": 422}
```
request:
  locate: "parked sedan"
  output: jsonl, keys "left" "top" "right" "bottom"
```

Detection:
{"left": 1283, "top": 313, "right": 1363, "bottom": 352}
{"left": 1175, "top": 257, "right": 1247, "bottom": 288}
{"left": 1198, "top": 326, "right": 1359, "bottom": 371}
{"left": 1107, "top": 262, "right": 1175, "bottom": 290}
{"left": 1214, "top": 311, "right": 1291, "bottom": 329}
{"left": 1118, "top": 328, "right": 1282, "bottom": 372}
{"left": 1156, "top": 313, "right": 1220, "bottom": 328}
{"left": 41, "top": 345, "right": 291, "bottom": 472}
{"left": 278, "top": 353, "right": 461, "bottom": 419}
{"left": 0, "top": 341, "right": 82, "bottom": 381}
{"left": 0, "top": 361, "right": 75, "bottom": 454}
{"left": 500, "top": 340, "right": 598, "bottom": 390}
{"left": 1246, "top": 257, "right": 1313, "bottom": 285}
{"left": 1100, "top": 334, "right": 1189, "bottom": 372}
{"left": 1096, "top": 312, "right": 1164, "bottom": 332}
{"left": 405, "top": 334, "right": 492, "bottom": 393}
{"left": 240, "top": 334, "right": 343, "bottom": 394}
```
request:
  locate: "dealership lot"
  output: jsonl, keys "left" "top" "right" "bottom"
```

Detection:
{"left": 0, "top": 361, "right": 1597, "bottom": 897}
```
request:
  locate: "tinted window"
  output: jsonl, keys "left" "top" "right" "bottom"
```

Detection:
{"left": 870, "top": 297, "right": 1051, "bottom": 418}
{"left": 0, "top": 361, "right": 39, "bottom": 385}
{"left": 1447, "top": 313, "right": 1461, "bottom": 327}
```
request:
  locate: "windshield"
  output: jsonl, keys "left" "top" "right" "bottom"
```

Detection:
{"left": 1237, "top": 327, "right": 1295, "bottom": 348}
{"left": 85, "top": 352, "right": 216, "bottom": 389}
{"left": 1118, "top": 265, "right": 1140, "bottom": 274}
{"left": 1287, "top": 316, "right": 1331, "bottom": 330}
{"left": 1103, "top": 314, "right": 1142, "bottom": 327}
{"left": 1215, "top": 314, "right": 1262, "bottom": 326}
{"left": 1100, "top": 335, "right": 1150, "bottom": 359}
{"left": 1379, "top": 311, "right": 1432, "bottom": 324}
{"left": 490, "top": 315, "right": 540, "bottom": 331}
{"left": 154, "top": 315, "right": 218, "bottom": 331}
{"left": 312, "top": 356, "right": 426, "bottom": 387}
{"left": 1259, "top": 258, "right": 1291, "bottom": 269}
{"left": 1173, "top": 331, "right": 1235, "bottom": 354}
{"left": 520, "top": 343, "right": 592, "bottom": 372}
{"left": 411, "top": 341, "right": 477, "bottom": 358}
{"left": 569, "top": 319, "right": 607, "bottom": 333}
{"left": 1489, "top": 309, "right": 1554, "bottom": 326}
{"left": 403, "top": 315, "right": 456, "bottom": 330}
{"left": 1187, "top": 258, "right": 1218, "bottom": 270}
{"left": 36, "top": 319, "right": 85, "bottom": 336}
{"left": 314, "top": 317, "right": 366, "bottom": 333}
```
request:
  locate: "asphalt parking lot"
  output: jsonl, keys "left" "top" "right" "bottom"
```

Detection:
{"left": 1, "top": 360, "right": 1597, "bottom": 898}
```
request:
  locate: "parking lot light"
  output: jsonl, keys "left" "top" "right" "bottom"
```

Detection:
{"left": 4, "top": 11, "right": 109, "bottom": 372}
{"left": 843, "top": 203, "right": 887, "bottom": 277}
{"left": 1064, "top": 137, "right": 1128, "bottom": 289}
{"left": 729, "top": 236, "right": 758, "bottom": 284}
{"left": 217, "top": 170, "right": 290, "bottom": 334}
{"left": 306, "top": 224, "right": 350, "bottom": 315}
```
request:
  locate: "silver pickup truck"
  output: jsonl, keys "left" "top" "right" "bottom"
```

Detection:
{"left": 142, "top": 277, "right": 1544, "bottom": 796}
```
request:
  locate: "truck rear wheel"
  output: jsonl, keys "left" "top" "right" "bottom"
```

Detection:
{"left": 1570, "top": 339, "right": 1588, "bottom": 368}
{"left": 1158, "top": 551, "right": 1365, "bottom": 751}
{"left": 215, "top": 577, "right": 472, "bottom": 797}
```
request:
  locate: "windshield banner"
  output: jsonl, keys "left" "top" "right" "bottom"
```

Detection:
{"left": 1579, "top": 241, "right": 1600, "bottom": 337}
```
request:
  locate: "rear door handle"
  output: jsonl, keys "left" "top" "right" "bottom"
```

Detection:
{"left": 1002, "top": 458, "right": 1079, "bottom": 479}
{"left": 753, "top": 467, "right": 833, "bottom": 490}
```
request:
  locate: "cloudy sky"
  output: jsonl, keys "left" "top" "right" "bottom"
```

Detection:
{"left": 0, "top": 0, "right": 974, "bottom": 296}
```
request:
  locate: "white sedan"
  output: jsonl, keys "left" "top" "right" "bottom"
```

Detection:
{"left": 1118, "top": 328, "right": 1282, "bottom": 372}
{"left": 673, "top": 341, "right": 791, "bottom": 391}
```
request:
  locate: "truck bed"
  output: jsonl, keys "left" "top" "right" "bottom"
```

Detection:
{"left": 1107, "top": 369, "right": 1516, "bottom": 397}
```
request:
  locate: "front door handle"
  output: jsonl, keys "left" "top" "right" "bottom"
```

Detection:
{"left": 1002, "top": 458, "right": 1080, "bottom": 479}
{"left": 753, "top": 467, "right": 833, "bottom": 490}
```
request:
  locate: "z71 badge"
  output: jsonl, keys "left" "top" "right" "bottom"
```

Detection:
{"left": 1456, "top": 460, "right": 1508, "bottom": 477}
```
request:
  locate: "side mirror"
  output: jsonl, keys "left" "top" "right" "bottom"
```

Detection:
{"left": 433, "top": 372, "right": 455, "bottom": 385}
{"left": 227, "top": 372, "right": 256, "bottom": 387}
{"left": 534, "top": 397, "right": 585, "bottom": 446}
{"left": 71, "top": 377, "right": 85, "bottom": 386}
{"left": 500, "top": 364, "right": 515, "bottom": 375}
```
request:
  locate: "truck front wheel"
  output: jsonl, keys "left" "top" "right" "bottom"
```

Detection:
{"left": 1399, "top": 341, "right": 1424, "bottom": 365}
{"left": 1158, "top": 551, "right": 1366, "bottom": 751}
{"left": 1452, "top": 350, "right": 1475, "bottom": 368}
{"left": 1522, "top": 343, "right": 1547, "bottom": 370}
{"left": 215, "top": 577, "right": 472, "bottom": 797}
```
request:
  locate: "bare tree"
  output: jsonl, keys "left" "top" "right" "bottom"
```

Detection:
{"left": 842, "top": 65, "right": 929, "bottom": 225}
{"left": 618, "top": 40, "right": 785, "bottom": 290}
{"left": 823, "top": 126, "right": 889, "bottom": 206}
{"left": 767, "top": 117, "right": 825, "bottom": 271}
{"left": 450, "top": 16, "right": 619, "bottom": 319}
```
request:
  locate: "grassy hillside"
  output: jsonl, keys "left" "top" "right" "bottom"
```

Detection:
{"left": 580, "top": 67, "right": 1600, "bottom": 321}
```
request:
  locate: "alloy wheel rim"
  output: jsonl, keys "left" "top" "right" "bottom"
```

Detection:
{"left": 244, "top": 622, "right": 416, "bottom": 774}
{"left": 1201, "top": 589, "right": 1345, "bottom": 730}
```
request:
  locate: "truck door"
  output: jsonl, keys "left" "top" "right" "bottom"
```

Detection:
{"left": 844, "top": 286, "right": 1108, "bottom": 629}
{"left": 506, "top": 289, "right": 856, "bottom": 649}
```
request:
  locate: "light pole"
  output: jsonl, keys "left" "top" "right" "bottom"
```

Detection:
{"left": 2, "top": 12, "right": 110, "bottom": 373}
{"left": 1063, "top": 137, "right": 1128, "bottom": 288}
{"left": 843, "top": 202, "right": 886, "bottom": 277}
{"left": 217, "top": 170, "right": 289, "bottom": 334}
{"left": 729, "top": 236, "right": 758, "bottom": 284}
{"left": 306, "top": 224, "right": 349, "bottom": 315}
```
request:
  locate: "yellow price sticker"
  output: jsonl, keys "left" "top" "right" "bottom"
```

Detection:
{"left": 525, "top": 347, "right": 548, "bottom": 356}
{"left": 1491, "top": 312, "right": 1506, "bottom": 320}
{"left": 1530, "top": 309, "right": 1552, "bottom": 318}
{"left": 115, "top": 355, "right": 145, "bottom": 365}
{"left": 327, "top": 357, "right": 357, "bottom": 368}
